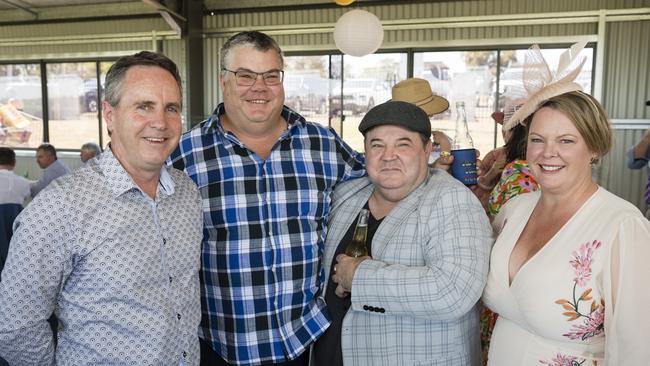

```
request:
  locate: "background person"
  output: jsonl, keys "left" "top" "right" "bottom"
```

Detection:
{"left": 485, "top": 112, "right": 539, "bottom": 217}
{"left": 0, "top": 51, "right": 203, "bottom": 365}
{"left": 168, "top": 31, "right": 365, "bottom": 366}
{"left": 30, "top": 143, "right": 70, "bottom": 197}
{"left": 626, "top": 126, "right": 650, "bottom": 219}
{"left": 79, "top": 141, "right": 102, "bottom": 163}
{"left": 313, "top": 101, "right": 492, "bottom": 366}
{"left": 0, "top": 147, "right": 31, "bottom": 279}
{"left": 482, "top": 43, "right": 650, "bottom": 365}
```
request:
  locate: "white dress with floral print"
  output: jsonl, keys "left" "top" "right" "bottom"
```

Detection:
{"left": 482, "top": 188, "right": 650, "bottom": 366}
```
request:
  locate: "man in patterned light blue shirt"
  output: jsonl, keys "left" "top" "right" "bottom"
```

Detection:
{"left": 0, "top": 51, "right": 203, "bottom": 365}
{"left": 168, "top": 31, "right": 365, "bottom": 366}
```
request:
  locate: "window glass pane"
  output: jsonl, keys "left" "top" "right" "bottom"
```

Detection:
{"left": 414, "top": 51, "right": 499, "bottom": 156}
{"left": 499, "top": 47, "right": 594, "bottom": 110}
{"left": 498, "top": 47, "right": 594, "bottom": 148}
{"left": 0, "top": 63, "right": 43, "bottom": 148}
{"left": 284, "top": 55, "right": 331, "bottom": 128}
{"left": 46, "top": 62, "right": 100, "bottom": 150}
{"left": 340, "top": 53, "right": 407, "bottom": 152}
{"left": 100, "top": 61, "right": 114, "bottom": 148}
{"left": 329, "top": 55, "right": 343, "bottom": 137}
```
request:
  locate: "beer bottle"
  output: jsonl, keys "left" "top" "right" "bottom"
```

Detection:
{"left": 450, "top": 101, "right": 478, "bottom": 185}
{"left": 344, "top": 209, "right": 370, "bottom": 257}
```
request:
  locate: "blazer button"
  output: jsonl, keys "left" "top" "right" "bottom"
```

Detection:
{"left": 363, "top": 305, "right": 369, "bottom": 311}
{"left": 379, "top": 308, "right": 385, "bottom": 313}
{"left": 368, "top": 306, "right": 375, "bottom": 312}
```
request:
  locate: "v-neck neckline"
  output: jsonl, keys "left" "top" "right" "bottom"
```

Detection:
{"left": 506, "top": 187, "right": 600, "bottom": 289}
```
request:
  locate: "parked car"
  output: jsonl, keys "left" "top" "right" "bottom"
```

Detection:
{"left": 329, "top": 93, "right": 362, "bottom": 116}
{"left": 82, "top": 79, "right": 101, "bottom": 113}
{"left": 284, "top": 74, "right": 329, "bottom": 114}
{"left": 329, "top": 78, "right": 390, "bottom": 116}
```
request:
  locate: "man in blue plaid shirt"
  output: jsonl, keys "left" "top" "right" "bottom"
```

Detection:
{"left": 168, "top": 31, "right": 365, "bottom": 366}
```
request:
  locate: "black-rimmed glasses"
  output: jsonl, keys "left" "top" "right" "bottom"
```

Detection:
{"left": 221, "top": 68, "right": 284, "bottom": 86}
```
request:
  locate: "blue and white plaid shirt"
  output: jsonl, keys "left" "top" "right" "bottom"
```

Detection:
{"left": 168, "top": 104, "right": 365, "bottom": 365}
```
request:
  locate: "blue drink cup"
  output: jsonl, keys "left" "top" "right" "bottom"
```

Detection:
{"left": 450, "top": 148, "right": 478, "bottom": 185}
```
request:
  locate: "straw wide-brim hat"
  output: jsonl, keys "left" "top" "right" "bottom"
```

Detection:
{"left": 391, "top": 78, "right": 449, "bottom": 116}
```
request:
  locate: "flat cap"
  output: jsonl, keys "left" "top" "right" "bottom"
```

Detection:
{"left": 358, "top": 100, "right": 431, "bottom": 137}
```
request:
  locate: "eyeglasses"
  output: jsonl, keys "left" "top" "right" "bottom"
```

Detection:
{"left": 221, "top": 68, "right": 284, "bottom": 86}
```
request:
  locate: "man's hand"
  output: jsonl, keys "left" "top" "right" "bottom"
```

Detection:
{"left": 431, "top": 130, "right": 451, "bottom": 152}
{"left": 432, "top": 149, "right": 481, "bottom": 173}
{"left": 432, "top": 152, "right": 453, "bottom": 171}
{"left": 633, "top": 128, "right": 650, "bottom": 160}
{"left": 331, "top": 254, "right": 370, "bottom": 298}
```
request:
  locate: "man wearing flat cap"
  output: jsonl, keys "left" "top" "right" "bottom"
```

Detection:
{"left": 312, "top": 101, "right": 492, "bottom": 366}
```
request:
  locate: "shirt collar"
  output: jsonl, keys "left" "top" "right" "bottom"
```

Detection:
{"left": 202, "top": 103, "right": 307, "bottom": 135}
{"left": 97, "top": 147, "right": 175, "bottom": 198}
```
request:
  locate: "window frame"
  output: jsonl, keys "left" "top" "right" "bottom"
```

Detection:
{"left": 284, "top": 43, "right": 596, "bottom": 151}
{"left": 0, "top": 56, "right": 118, "bottom": 152}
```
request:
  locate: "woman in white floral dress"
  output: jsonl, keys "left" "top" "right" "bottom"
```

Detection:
{"left": 482, "top": 89, "right": 650, "bottom": 365}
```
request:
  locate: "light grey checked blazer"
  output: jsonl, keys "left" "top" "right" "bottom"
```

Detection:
{"left": 321, "top": 169, "right": 492, "bottom": 366}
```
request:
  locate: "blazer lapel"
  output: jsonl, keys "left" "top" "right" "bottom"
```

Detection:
{"left": 323, "top": 178, "right": 374, "bottom": 282}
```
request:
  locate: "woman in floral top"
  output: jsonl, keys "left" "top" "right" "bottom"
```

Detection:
{"left": 487, "top": 122, "right": 539, "bottom": 217}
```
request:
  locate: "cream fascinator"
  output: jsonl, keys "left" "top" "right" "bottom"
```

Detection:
{"left": 502, "top": 41, "right": 588, "bottom": 131}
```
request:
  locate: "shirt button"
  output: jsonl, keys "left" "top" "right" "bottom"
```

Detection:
{"left": 183, "top": 351, "right": 187, "bottom": 358}
{"left": 163, "top": 238, "right": 167, "bottom": 245}
{"left": 169, "top": 276, "right": 173, "bottom": 283}
{"left": 177, "top": 313, "right": 181, "bottom": 320}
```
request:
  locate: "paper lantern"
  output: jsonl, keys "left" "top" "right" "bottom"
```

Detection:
{"left": 333, "top": 9, "right": 384, "bottom": 57}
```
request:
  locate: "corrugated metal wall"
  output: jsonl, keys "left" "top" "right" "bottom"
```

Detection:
{"left": 597, "top": 19, "right": 650, "bottom": 210}
{"left": 160, "top": 39, "right": 188, "bottom": 121}
{"left": 0, "top": 18, "right": 174, "bottom": 59}
{"left": 0, "top": 18, "right": 168, "bottom": 39}
{"left": 597, "top": 126, "right": 650, "bottom": 210}
{"left": 604, "top": 21, "right": 650, "bottom": 119}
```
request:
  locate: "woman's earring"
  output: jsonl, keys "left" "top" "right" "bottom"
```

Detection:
{"left": 590, "top": 156, "right": 599, "bottom": 166}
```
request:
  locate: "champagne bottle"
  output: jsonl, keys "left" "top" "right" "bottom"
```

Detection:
{"left": 344, "top": 209, "right": 370, "bottom": 257}
{"left": 450, "top": 102, "right": 478, "bottom": 185}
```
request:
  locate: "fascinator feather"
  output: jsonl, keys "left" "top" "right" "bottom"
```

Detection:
{"left": 502, "top": 41, "right": 588, "bottom": 130}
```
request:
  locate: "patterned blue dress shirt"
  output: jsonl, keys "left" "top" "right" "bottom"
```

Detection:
{"left": 168, "top": 104, "right": 365, "bottom": 365}
{"left": 0, "top": 148, "right": 203, "bottom": 365}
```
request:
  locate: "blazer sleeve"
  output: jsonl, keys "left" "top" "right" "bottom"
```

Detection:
{"left": 350, "top": 182, "right": 493, "bottom": 321}
{"left": 603, "top": 215, "right": 650, "bottom": 364}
